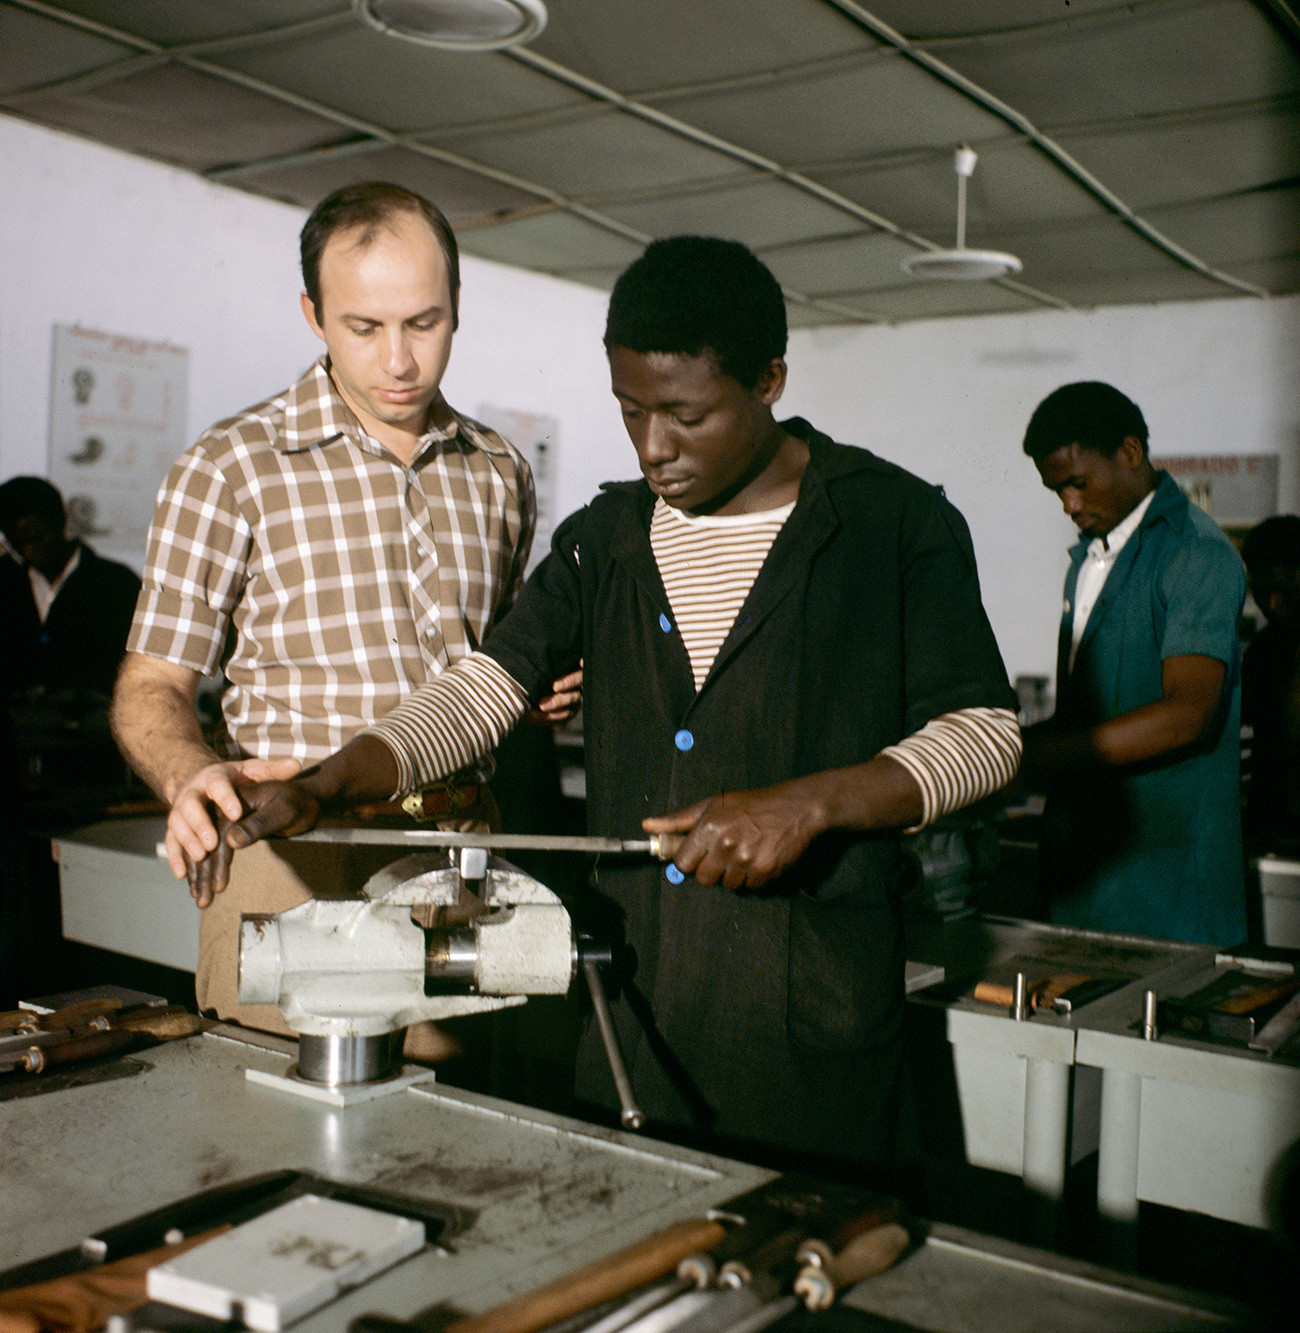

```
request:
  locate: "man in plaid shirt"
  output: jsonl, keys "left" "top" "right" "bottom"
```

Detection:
{"left": 112, "top": 182, "right": 577, "bottom": 1038}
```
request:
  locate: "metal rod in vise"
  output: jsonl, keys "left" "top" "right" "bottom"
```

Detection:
{"left": 291, "top": 828, "right": 686, "bottom": 859}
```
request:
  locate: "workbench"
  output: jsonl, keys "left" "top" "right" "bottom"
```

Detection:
{"left": 1075, "top": 953, "right": 1300, "bottom": 1230}
{"left": 53, "top": 816, "right": 195, "bottom": 972}
{"left": 907, "top": 917, "right": 1300, "bottom": 1233}
{"left": 0, "top": 1025, "right": 1253, "bottom": 1332}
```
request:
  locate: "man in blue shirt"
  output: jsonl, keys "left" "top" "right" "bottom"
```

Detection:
{"left": 1022, "top": 381, "right": 1247, "bottom": 944}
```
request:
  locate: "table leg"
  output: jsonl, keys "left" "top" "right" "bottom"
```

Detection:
{"left": 1022, "top": 1056, "right": 1070, "bottom": 1200}
{"left": 1097, "top": 1067, "right": 1142, "bottom": 1223}
{"left": 1096, "top": 1067, "right": 1142, "bottom": 1266}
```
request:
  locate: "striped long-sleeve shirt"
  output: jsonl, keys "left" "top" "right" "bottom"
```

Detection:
{"left": 369, "top": 496, "right": 1020, "bottom": 825}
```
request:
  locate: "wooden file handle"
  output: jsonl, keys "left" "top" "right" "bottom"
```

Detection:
{"left": 792, "top": 1221, "right": 912, "bottom": 1310}
{"left": 443, "top": 1216, "right": 728, "bottom": 1333}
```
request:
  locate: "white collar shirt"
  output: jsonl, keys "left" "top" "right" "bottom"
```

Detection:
{"left": 1069, "top": 487, "right": 1156, "bottom": 671}
{"left": 29, "top": 545, "right": 80, "bottom": 623}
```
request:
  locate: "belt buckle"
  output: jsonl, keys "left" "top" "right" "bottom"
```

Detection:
{"left": 402, "top": 782, "right": 478, "bottom": 822}
{"left": 400, "top": 791, "right": 430, "bottom": 822}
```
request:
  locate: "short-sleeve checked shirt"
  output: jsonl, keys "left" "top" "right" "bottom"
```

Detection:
{"left": 128, "top": 357, "right": 535, "bottom": 763}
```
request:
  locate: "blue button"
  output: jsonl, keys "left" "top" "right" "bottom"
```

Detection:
{"left": 665, "top": 864, "right": 685, "bottom": 884}
{"left": 659, "top": 613, "right": 672, "bottom": 633}
{"left": 674, "top": 729, "right": 694, "bottom": 751}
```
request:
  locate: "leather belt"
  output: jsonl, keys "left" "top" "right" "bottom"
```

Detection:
{"left": 351, "top": 782, "right": 485, "bottom": 823}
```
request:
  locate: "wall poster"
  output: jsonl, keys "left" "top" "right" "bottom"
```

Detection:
{"left": 49, "top": 324, "right": 189, "bottom": 565}
{"left": 1154, "top": 453, "right": 1279, "bottom": 538}
{"left": 476, "top": 404, "right": 559, "bottom": 572}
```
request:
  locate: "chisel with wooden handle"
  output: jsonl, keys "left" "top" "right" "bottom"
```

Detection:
{"left": 625, "top": 1214, "right": 914, "bottom": 1333}
{"left": 628, "top": 1229, "right": 807, "bottom": 1333}
{"left": 696, "top": 1217, "right": 913, "bottom": 1333}
{"left": 441, "top": 1216, "right": 729, "bottom": 1333}
{"left": 570, "top": 1195, "right": 834, "bottom": 1333}
{"left": 971, "top": 973, "right": 1090, "bottom": 1010}
{"left": 1, "top": 1027, "right": 136, "bottom": 1075}
{"left": 791, "top": 1213, "right": 912, "bottom": 1309}
{"left": 0, "top": 1005, "right": 203, "bottom": 1075}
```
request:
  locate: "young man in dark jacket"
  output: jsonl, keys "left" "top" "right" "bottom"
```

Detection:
{"left": 180, "top": 237, "right": 1020, "bottom": 1175}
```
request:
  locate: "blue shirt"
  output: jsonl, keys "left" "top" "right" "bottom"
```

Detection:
{"left": 1042, "top": 471, "right": 1247, "bottom": 944}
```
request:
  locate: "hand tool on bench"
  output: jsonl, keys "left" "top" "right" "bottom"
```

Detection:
{"left": 440, "top": 1216, "right": 730, "bottom": 1333}
{"left": 791, "top": 1208, "right": 912, "bottom": 1309}
{"left": 602, "top": 1225, "right": 809, "bottom": 1333}
{"left": 566, "top": 1189, "right": 842, "bottom": 1333}
{"left": 971, "top": 972, "right": 1102, "bottom": 1013}
{"left": 628, "top": 1229, "right": 808, "bottom": 1333}
{"left": 0, "top": 1003, "right": 201, "bottom": 1076}
{"left": 705, "top": 1215, "right": 914, "bottom": 1333}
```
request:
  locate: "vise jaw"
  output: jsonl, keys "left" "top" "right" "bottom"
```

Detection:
{"left": 237, "top": 851, "right": 575, "bottom": 1039}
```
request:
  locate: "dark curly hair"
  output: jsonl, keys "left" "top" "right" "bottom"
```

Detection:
{"left": 604, "top": 236, "right": 788, "bottom": 389}
{"left": 1023, "top": 381, "right": 1149, "bottom": 462}
{"left": 0, "top": 475, "right": 65, "bottom": 534}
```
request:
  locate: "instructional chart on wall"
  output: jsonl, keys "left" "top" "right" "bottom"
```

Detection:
{"left": 477, "top": 405, "right": 559, "bottom": 572}
{"left": 49, "top": 324, "right": 189, "bottom": 565}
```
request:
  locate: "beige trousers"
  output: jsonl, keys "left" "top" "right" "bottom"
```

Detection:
{"left": 195, "top": 796, "right": 498, "bottom": 1045}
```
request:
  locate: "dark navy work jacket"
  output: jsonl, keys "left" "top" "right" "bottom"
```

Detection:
{"left": 485, "top": 420, "right": 1016, "bottom": 1160}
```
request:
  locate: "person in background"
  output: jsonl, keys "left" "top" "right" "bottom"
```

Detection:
{"left": 177, "top": 236, "right": 1021, "bottom": 1178}
{"left": 1240, "top": 514, "right": 1300, "bottom": 856}
{"left": 1020, "top": 381, "right": 1247, "bottom": 944}
{"left": 111, "top": 181, "right": 577, "bottom": 1041}
{"left": 0, "top": 475, "right": 140, "bottom": 701}
{"left": 0, "top": 476, "right": 142, "bottom": 1002}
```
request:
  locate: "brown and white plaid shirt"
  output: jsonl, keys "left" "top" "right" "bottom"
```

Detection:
{"left": 128, "top": 357, "right": 535, "bottom": 764}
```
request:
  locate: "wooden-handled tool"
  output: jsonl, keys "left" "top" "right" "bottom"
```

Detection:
{"left": 441, "top": 1216, "right": 728, "bottom": 1333}
{"left": 9, "top": 1028, "right": 136, "bottom": 1075}
{"left": 0, "top": 1003, "right": 203, "bottom": 1075}
{"left": 972, "top": 972, "right": 1090, "bottom": 1010}
{"left": 566, "top": 1198, "right": 822, "bottom": 1333}
{"left": 104, "top": 1004, "right": 204, "bottom": 1040}
{"left": 667, "top": 1214, "right": 915, "bottom": 1333}
{"left": 791, "top": 1213, "right": 912, "bottom": 1310}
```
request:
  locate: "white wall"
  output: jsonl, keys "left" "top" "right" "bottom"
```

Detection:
{"left": 5, "top": 112, "right": 1299, "bottom": 682}
{"left": 783, "top": 296, "right": 1300, "bottom": 679}
{"left": 2, "top": 118, "right": 317, "bottom": 477}
{"left": 0, "top": 114, "right": 618, "bottom": 544}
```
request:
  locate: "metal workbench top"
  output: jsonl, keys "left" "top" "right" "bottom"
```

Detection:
{"left": 0, "top": 1024, "right": 772, "bottom": 1328}
{"left": 0, "top": 1023, "right": 1257, "bottom": 1332}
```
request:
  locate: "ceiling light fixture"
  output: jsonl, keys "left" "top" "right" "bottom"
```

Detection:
{"left": 902, "top": 146, "right": 1022, "bottom": 282}
{"left": 354, "top": 0, "right": 547, "bottom": 50}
